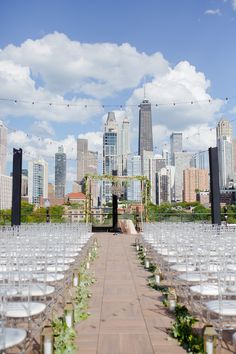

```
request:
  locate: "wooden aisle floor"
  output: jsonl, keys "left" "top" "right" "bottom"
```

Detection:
{"left": 74, "top": 233, "right": 232, "bottom": 354}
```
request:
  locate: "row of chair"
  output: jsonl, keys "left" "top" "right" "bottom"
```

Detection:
{"left": 142, "top": 222, "right": 236, "bottom": 352}
{"left": 0, "top": 223, "right": 93, "bottom": 353}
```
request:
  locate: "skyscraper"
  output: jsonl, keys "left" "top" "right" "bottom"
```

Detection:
{"left": 0, "top": 121, "right": 7, "bottom": 175}
{"left": 76, "top": 138, "right": 99, "bottom": 204}
{"left": 0, "top": 175, "right": 12, "bottom": 210}
{"left": 87, "top": 151, "right": 98, "bottom": 175}
{"left": 216, "top": 119, "right": 232, "bottom": 137}
{"left": 103, "top": 112, "right": 118, "bottom": 175}
{"left": 156, "top": 166, "right": 174, "bottom": 205}
{"left": 87, "top": 151, "right": 99, "bottom": 207}
{"left": 103, "top": 112, "right": 119, "bottom": 202}
{"left": 55, "top": 145, "right": 66, "bottom": 198}
{"left": 77, "top": 139, "right": 89, "bottom": 191}
{"left": 232, "top": 139, "right": 236, "bottom": 177}
{"left": 216, "top": 118, "right": 233, "bottom": 189}
{"left": 191, "top": 151, "right": 209, "bottom": 171}
{"left": 149, "top": 155, "right": 166, "bottom": 204}
{"left": 127, "top": 155, "right": 141, "bottom": 201}
{"left": 170, "top": 132, "right": 182, "bottom": 165}
{"left": 28, "top": 159, "right": 48, "bottom": 205}
{"left": 119, "top": 116, "right": 130, "bottom": 175}
{"left": 162, "top": 149, "right": 170, "bottom": 166}
{"left": 173, "top": 151, "right": 192, "bottom": 202}
{"left": 138, "top": 99, "right": 153, "bottom": 157}
{"left": 183, "top": 168, "right": 209, "bottom": 202}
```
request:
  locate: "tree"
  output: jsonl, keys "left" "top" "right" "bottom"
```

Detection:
{"left": 21, "top": 201, "right": 34, "bottom": 222}
{"left": 192, "top": 204, "right": 211, "bottom": 221}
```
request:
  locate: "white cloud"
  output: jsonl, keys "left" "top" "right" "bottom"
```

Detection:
{"left": 182, "top": 125, "right": 216, "bottom": 152}
{"left": 0, "top": 32, "right": 168, "bottom": 99}
{"left": 7, "top": 130, "right": 77, "bottom": 160}
{"left": 2, "top": 33, "right": 224, "bottom": 165}
{"left": 127, "top": 61, "right": 223, "bottom": 132}
{"left": 152, "top": 125, "right": 171, "bottom": 151}
{"left": 30, "top": 120, "right": 55, "bottom": 137}
{"left": 204, "top": 9, "right": 221, "bottom": 15}
{"left": 0, "top": 33, "right": 169, "bottom": 124}
{"left": 152, "top": 123, "right": 216, "bottom": 153}
{"left": 7, "top": 128, "right": 104, "bottom": 167}
{"left": 0, "top": 59, "right": 103, "bottom": 123}
{"left": 232, "top": 0, "right": 236, "bottom": 10}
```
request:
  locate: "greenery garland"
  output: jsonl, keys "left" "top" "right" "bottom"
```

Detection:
{"left": 170, "top": 305, "right": 205, "bottom": 354}
{"left": 52, "top": 241, "right": 98, "bottom": 353}
{"left": 52, "top": 317, "right": 76, "bottom": 354}
{"left": 74, "top": 263, "right": 96, "bottom": 322}
{"left": 136, "top": 243, "right": 205, "bottom": 354}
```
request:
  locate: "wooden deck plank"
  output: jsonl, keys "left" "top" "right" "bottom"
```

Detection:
{"left": 75, "top": 233, "right": 232, "bottom": 353}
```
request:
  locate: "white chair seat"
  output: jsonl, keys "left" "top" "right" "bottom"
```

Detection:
{"left": 207, "top": 264, "right": 218, "bottom": 272}
{"left": 171, "top": 264, "right": 196, "bottom": 272}
{"left": 0, "top": 272, "right": 31, "bottom": 281}
{"left": 157, "top": 248, "right": 176, "bottom": 256}
{"left": 6, "top": 302, "right": 46, "bottom": 318}
{"left": 14, "top": 284, "right": 55, "bottom": 297}
{"left": 227, "top": 264, "right": 236, "bottom": 271}
{"left": 226, "top": 286, "right": 236, "bottom": 293}
{"left": 46, "top": 265, "right": 69, "bottom": 272}
{"left": 190, "top": 284, "right": 219, "bottom": 296}
{"left": 0, "top": 287, "right": 18, "bottom": 296}
{"left": 163, "top": 256, "right": 179, "bottom": 264}
{"left": 34, "top": 273, "right": 64, "bottom": 282}
{"left": 206, "top": 300, "right": 236, "bottom": 316}
{"left": 58, "top": 258, "right": 75, "bottom": 264}
{"left": 178, "top": 272, "right": 208, "bottom": 282}
{"left": 65, "top": 253, "right": 78, "bottom": 257}
{"left": 0, "top": 328, "right": 27, "bottom": 350}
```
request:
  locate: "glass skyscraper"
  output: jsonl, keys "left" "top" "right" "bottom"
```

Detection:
{"left": 28, "top": 159, "right": 48, "bottom": 205}
{"left": 216, "top": 118, "right": 233, "bottom": 189}
{"left": 170, "top": 132, "right": 182, "bottom": 165}
{"left": 103, "top": 112, "right": 118, "bottom": 175}
{"left": 55, "top": 145, "right": 66, "bottom": 198}
{"left": 103, "top": 112, "right": 119, "bottom": 202}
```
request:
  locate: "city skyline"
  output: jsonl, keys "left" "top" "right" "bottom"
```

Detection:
{"left": 1, "top": 113, "right": 235, "bottom": 207}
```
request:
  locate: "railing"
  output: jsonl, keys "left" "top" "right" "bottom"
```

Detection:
{"left": 148, "top": 212, "right": 212, "bottom": 223}
{"left": 0, "top": 211, "right": 231, "bottom": 226}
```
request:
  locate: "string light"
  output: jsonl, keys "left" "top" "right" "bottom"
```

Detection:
{"left": 1, "top": 94, "right": 236, "bottom": 162}
{"left": 0, "top": 94, "right": 235, "bottom": 109}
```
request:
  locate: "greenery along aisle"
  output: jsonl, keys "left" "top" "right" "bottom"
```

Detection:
{"left": 136, "top": 243, "right": 206, "bottom": 354}
{"left": 52, "top": 239, "right": 98, "bottom": 354}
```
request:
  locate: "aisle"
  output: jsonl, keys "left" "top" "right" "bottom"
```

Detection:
{"left": 75, "top": 233, "right": 187, "bottom": 354}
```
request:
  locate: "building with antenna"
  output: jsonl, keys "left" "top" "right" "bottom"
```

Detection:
{"left": 138, "top": 99, "right": 153, "bottom": 177}
{"left": 138, "top": 99, "right": 153, "bottom": 158}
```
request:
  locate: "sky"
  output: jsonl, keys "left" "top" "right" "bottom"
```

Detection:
{"left": 1, "top": 0, "right": 236, "bottom": 190}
